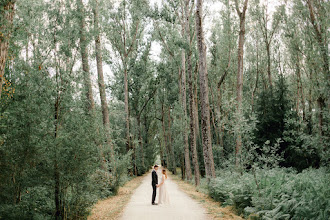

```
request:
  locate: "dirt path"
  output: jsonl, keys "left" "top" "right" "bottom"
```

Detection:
{"left": 120, "top": 171, "right": 210, "bottom": 220}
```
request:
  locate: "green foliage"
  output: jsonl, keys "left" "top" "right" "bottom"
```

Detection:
{"left": 210, "top": 168, "right": 330, "bottom": 219}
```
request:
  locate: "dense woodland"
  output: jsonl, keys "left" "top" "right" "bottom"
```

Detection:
{"left": 0, "top": 0, "right": 329, "bottom": 219}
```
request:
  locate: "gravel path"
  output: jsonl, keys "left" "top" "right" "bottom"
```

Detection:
{"left": 120, "top": 171, "right": 210, "bottom": 220}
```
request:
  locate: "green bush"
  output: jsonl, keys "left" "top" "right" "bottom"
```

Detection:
{"left": 209, "top": 168, "right": 330, "bottom": 219}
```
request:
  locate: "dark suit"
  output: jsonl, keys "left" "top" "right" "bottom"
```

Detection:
{"left": 151, "top": 169, "right": 158, "bottom": 204}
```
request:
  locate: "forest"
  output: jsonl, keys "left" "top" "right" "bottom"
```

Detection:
{"left": 0, "top": 0, "right": 329, "bottom": 219}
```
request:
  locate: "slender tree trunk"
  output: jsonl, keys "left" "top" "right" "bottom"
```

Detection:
{"left": 295, "top": 55, "right": 306, "bottom": 121}
{"left": 266, "top": 43, "right": 272, "bottom": 88}
{"left": 167, "top": 107, "right": 177, "bottom": 174}
{"left": 251, "top": 38, "right": 259, "bottom": 112}
{"left": 93, "top": 0, "right": 114, "bottom": 163}
{"left": 185, "top": 0, "right": 200, "bottom": 186}
{"left": 137, "top": 116, "right": 145, "bottom": 169}
{"left": 124, "top": 64, "right": 131, "bottom": 151}
{"left": 196, "top": 0, "right": 216, "bottom": 179}
{"left": 194, "top": 80, "right": 200, "bottom": 138}
{"left": 0, "top": 1, "right": 15, "bottom": 100}
{"left": 317, "top": 97, "right": 325, "bottom": 136}
{"left": 159, "top": 137, "right": 164, "bottom": 167}
{"left": 161, "top": 104, "right": 170, "bottom": 168}
{"left": 78, "top": 0, "right": 95, "bottom": 112}
{"left": 181, "top": 42, "right": 192, "bottom": 180}
{"left": 54, "top": 63, "right": 62, "bottom": 220}
{"left": 181, "top": 153, "right": 185, "bottom": 180}
{"left": 235, "top": 0, "right": 248, "bottom": 168}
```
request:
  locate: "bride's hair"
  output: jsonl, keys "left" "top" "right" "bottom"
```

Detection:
{"left": 162, "top": 169, "right": 167, "bottom": 179}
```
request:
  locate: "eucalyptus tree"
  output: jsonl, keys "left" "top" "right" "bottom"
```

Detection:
{"left": 196, "top": 0, "right": 216, "bottom": 178}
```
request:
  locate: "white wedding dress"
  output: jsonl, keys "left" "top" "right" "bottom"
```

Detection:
{"left": 158, "top": 174, "right": 170, "bottom": 205}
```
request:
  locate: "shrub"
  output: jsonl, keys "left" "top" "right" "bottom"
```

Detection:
{"left": 209, "top": 168, "right": 330, "bottom": 219}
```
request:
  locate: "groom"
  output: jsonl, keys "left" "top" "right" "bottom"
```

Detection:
{"left": 151, "top": 164, "right": 159, "bottom": 205}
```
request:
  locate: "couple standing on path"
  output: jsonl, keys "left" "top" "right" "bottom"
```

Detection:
{"left": 151, "top": 165, "right": 170, "bottom": 206}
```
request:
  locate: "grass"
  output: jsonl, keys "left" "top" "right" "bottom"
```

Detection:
{"left": 169, "top": 169, "right": 244, "bottom": 220}
{"left": 87, "top": 173, "right": 147, "bottom": 220}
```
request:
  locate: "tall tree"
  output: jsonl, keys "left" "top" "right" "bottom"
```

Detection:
{"left": 234, "top": 0, "right": 249, "bottom": 168}
{"left": 0, "top": 0, "right": 15, "bottom": 100}
{"left": 77, "top": 0, "right": 95, "bottom": 112}
{"left": 306, "top": 0, "right": 329, "bottom": 137}
{"left": 195, "top": 0, "right": 216, "bottom": 178}
{"left": 93, "top": 0, "right": 114, "bottom": 161}
{"left": 107, "top": 0, "right": 143, "bottom": 153}
{"left": 180, "top": 0, "right": 192, "bottom": 181}
{"left": 255, "top": 1, "right": 283, "bottom": 88}
{"left": 184, "top": 0, "right": 200, "bottom": 185}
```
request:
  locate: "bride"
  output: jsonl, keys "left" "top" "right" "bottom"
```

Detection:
{"left": 157, "top": 169, "right": 170, "bottom": 205}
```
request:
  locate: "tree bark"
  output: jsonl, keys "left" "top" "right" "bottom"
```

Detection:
{"left": 295, "top": 55, "right": 306, "bottom": 121}
{"left": 185, "top": 0, "right": 200, "bottom": 186}
{"left": 196, "top": 0, "right": 216, "bottom": 179}
{"left": 161, "top": 104, "right": 170, "bottom": 169}
{"left": 78, "top": 0, "right": 95, "bottom": 112}
{"left": 167, "top": 107, "right": 177, "bottom": 174}
{"left": 194, "top": 69, "right": 200, "bottom": 138}
{"left": 93, "top": 0, "right": 114, "bottom": 162}
{"left": 54, "top": 60, "right": 62, "bottom": 220}
{"left": 0, "top": 1, "right": 15, "bottom": 100}
{"left": 180, "top": 35, "right": 192, "bottom": 180}
{"left": 251, "top": 38, "right": 259, "bottom": 112}
{"left": 124, "top": 65, "right": 131, "bottom": 151}
{"left": 137, "top": 116, "right": 144, "bottom": 168}
{"left": 235, "top": 0, "right": 248, "bottom": 168}
{"left": 266, "top": 43, "right": 272, "bottom": 88}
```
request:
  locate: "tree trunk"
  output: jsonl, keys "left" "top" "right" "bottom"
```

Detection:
{"left": 193, "top": 64, "right": 200, "bottom": 138}
{"left": 0, "top": 1, "right": 15, "bottom": 100}
{"left": 235, "top": 0, "right": 248, "bottom": 168}
{"left": 161, "top": 104, "right": 170, "bottom": 169}
{"left": 295, "top": 55, "right": 306, "bottom": 121}
{"left": 167, "top": 107, "right": 177, "bottom": 174}
{"left": 317, "top": 97, "right": 325, "bottom": 137}
{"left": 196, "top": 0, "right": 216, "bottom": 179}
{"left": 181, "top": 42, "right": 192, "bottom": 180}
{"left": 93, "top": 0, "right": 114, "bottom": 163}
{"left": 124, "top": 65, "right": 131, "bottom": 152}
{"left": 251, "top": 38, "right": 259, "bottom": 112}
{"left": 54, "top": 64, "right": 62, "bottom": 220}
{"left": 185, "top": 0, "right": 200, "bottom": 186}
{"left": 78, "top": 0, "right": 95, "bottom": 112}
{"left": 266, "top": 43, "right": 272, "bottom": 88}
